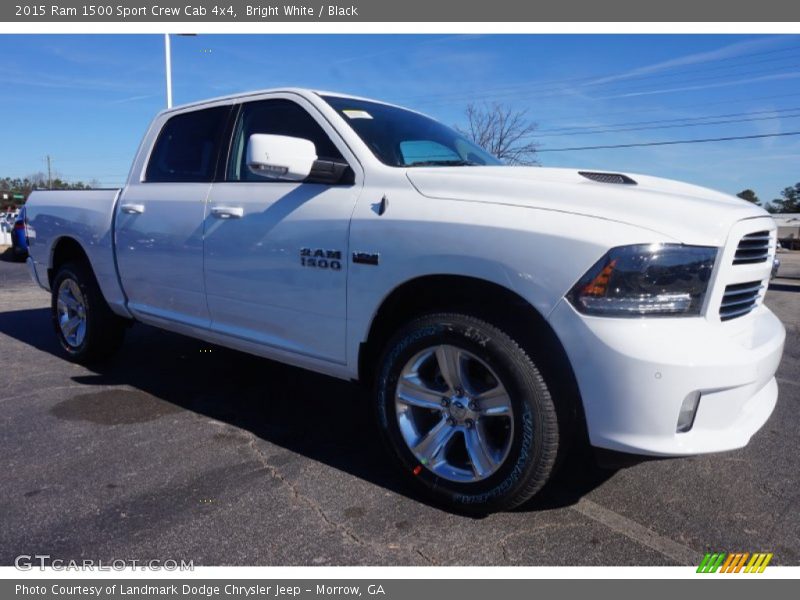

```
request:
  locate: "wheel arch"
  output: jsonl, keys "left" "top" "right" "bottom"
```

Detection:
{"left": 358, "top": 274, "right": 586, "bottom": 446}
{"left": 48, "top": 236, "right": 91, "bottom": 287}
{"left": 358, "top": 274, "right": 563, "bottom": 379}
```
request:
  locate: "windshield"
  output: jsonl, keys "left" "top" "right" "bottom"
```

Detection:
{"left": 322, "top": 95, "right": 502, "bottom": 168}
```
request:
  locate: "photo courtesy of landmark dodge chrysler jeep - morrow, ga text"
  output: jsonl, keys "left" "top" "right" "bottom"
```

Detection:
{"left": 23, "top": 89, "right": 785, "bottom": 512}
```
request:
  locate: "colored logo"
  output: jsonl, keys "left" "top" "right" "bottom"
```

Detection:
{"left": 697, "top": 552, "right": 773, "bottom": 573}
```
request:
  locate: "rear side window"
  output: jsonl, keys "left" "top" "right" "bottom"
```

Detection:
{"left": 145, "top": 106, "right": 230, "bottom": 182}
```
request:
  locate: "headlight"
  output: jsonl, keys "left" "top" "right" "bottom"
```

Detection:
{"left": 568, "top": 244, "right": 717, "bottom": 317}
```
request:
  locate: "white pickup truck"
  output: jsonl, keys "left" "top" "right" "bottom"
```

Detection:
{"left": 25, "top": 88, "right": 785, "bottom": 512}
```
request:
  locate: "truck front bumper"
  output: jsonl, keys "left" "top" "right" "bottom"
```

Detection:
{"left": 548, "top": 299, "right": 785, "bottom": 456}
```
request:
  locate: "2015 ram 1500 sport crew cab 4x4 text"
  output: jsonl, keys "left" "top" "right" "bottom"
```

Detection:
{"left": 24, "top": 89, "right": 785, "bottom": 512}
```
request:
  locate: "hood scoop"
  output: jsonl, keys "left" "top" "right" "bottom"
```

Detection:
{"left": 579, "top": 171, "right": 637, "bottom": 185}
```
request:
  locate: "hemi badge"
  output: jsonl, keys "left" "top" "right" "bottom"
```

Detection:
{"left": 352, "top": 252, "right": 380, "bottom": 266}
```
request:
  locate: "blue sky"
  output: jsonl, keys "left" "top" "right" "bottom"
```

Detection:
{"left": 1, "top": 34, "right": 799, "bottom": 202}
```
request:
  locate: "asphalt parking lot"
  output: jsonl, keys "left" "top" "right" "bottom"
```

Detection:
{"left": 0, "top": 250, "right": 798, "bottom": 566}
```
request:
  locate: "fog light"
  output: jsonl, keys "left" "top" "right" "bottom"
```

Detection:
{"left": 676, "top": 391, "right": 701, "bottom": 433}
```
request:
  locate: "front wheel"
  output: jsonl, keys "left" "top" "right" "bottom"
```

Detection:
{"left": 375, "top": 313, "right": 559, "bottom": 512}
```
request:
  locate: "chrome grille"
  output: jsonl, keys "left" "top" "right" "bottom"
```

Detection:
{"left": 719, "top": 281, "right": 762, "bottom": 321}
{"left": 733, "top": 230, "right": 771, "bottom": 265}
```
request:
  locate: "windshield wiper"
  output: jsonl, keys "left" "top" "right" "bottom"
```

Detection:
{"left": 404, "top": 159, "right": 479, "bottom": 167}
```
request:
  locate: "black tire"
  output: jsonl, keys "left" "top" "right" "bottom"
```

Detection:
{"left": 51, "top": 261, "right": 126, "bottom": 363}
{"left": 375, "top": 313, "right": 559, "bottom": 513}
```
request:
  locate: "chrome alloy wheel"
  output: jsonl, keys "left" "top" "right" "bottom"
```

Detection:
{"left": 394, "top": 345, "right": 515, "bottom": 482}
{"left": 56, "top": 278, "right": 87, "bottom": 348}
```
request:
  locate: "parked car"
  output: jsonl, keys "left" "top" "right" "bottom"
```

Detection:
{"left": 1, "top": 212, "right": 14, "bottom": 230}
{"left": 10, "top": 206, "right": 28, "bottom": 260}
{"left": 24, "top": 89, "right": 785, "bottom": 512}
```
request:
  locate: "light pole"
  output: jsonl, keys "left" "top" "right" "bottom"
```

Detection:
{"left": 164, "top": 33, "right": 172, "bottom": 108}
{"left": 164, "top": 34, "right": 196, "bottom": 108}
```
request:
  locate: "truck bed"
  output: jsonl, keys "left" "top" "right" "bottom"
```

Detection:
{"left": 25, "top": 189, "right": 130, "bottom": 317}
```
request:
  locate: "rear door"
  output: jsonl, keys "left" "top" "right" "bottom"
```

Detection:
{"left": 116, "top": 105, "right": 232, "bottom": 328}
{"left": 203, "top": 95, "right": 362, "bottom": 363}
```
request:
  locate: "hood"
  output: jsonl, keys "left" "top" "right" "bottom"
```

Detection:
{"left": 405, "top": 166, "right": 772, "bottom": 246}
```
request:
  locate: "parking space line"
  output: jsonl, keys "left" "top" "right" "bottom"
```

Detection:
{"left": 777, "top": 377, "right": 799, "bottom": 388}
{"left": 572, "top": 498, "right": 700, "bottom": 565}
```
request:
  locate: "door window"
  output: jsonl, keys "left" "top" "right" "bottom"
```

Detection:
{"left": 145, "top": 106, "right": 230, "bottom": 183}
{"left": 228, "top": 99, "right": 344, "bottom": 182}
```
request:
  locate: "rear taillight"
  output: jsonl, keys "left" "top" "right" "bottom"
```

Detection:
{"left": 13, "top": 221, "right": 24, "bottom": 231}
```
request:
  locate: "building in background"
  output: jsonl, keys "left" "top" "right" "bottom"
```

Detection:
{"left": 773, "top": 214, "right": 800, "bottom": 250}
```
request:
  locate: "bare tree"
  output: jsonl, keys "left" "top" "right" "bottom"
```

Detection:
{"left": 457, "top": 102, "right": 539, "bottom": 165}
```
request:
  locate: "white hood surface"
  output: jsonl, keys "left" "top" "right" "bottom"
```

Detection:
{"left": 406, "top": 166, "right": 771, "bottom": 246}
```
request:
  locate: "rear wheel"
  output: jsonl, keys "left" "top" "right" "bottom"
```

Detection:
{"left": 51, "top": 261, "right": 126, "bottom": 363}
{"left": 375, "top": 313, "right": 559, "bottom": 512}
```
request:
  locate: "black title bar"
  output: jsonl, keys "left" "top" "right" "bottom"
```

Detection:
{"left": 3, "top": 1, "right": 800, "bottom": 22}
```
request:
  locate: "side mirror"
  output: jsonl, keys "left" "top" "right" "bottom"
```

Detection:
{"left": 246, "top": 134, "right": 318, "bottom": 181}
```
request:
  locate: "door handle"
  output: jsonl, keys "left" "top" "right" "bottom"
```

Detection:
{"left": 211, "top": 206, "right": 244, "bottom": 219}
{"left": 120, "top": 203, "right": 145, "bottom": 215}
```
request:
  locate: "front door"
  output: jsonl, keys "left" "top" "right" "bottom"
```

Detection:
{"left": 203, "top": 96, "right": 361, "bottom": 363}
